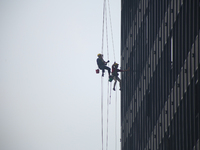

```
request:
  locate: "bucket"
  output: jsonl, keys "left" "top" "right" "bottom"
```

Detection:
{"left": 96, "top": 69, "right": 99, "bottom": 74}
{"left": 109, "top": 76, "right": 113, "bottom": 82}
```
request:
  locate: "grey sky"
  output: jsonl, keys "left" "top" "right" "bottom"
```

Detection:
{"left": 0, "top": 0, "right": 121, "bottom": 150}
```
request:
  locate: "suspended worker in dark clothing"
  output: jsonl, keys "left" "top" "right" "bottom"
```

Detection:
{"left": 112, "top": 62, "right": 129, "bottom": 91}
{"left": 97, "top": 53, "right": 111, "bottom": 77}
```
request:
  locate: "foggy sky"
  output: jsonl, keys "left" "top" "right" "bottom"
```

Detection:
{"left": 0, "top": 0, "right": 121, "bottom": 150}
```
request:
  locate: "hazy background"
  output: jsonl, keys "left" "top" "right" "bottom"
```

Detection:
{"left": 0, "top": 0, "right": 121, "bottom": 150}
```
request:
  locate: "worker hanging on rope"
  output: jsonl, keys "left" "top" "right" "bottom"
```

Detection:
{"left": 97, "top": 53, "right": 111, "bottom": 77}
{"left": 111, "top": 62, "right": 129, "bottom": 91}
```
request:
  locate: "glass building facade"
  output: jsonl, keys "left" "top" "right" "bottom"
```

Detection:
{"left": 120, "top": 0, "right": 200, "bottom": 149}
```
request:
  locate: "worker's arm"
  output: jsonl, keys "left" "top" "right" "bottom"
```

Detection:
{"left": 104, "top": 60, "right": 110, "bottom": 65}
{"left": 118, "top": 67, "right": 130, "bottom": 72}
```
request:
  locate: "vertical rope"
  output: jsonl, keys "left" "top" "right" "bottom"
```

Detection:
{"left": 109, "top": 82, "right": 112, "bottom": 104}
{"left": 101, "top": 77, "right": 104, "bottom": 150}
{"left": 101, "top": 0, "right": 117, "bottom": 150}
{"left": 101, "top": 1, "right": 106, "bottom": 150}
{"left": 107, "top": 0, "right": 116, "bottom": 62}
{"left": 115, "top": 90, "right": 117, "bottom": 150}
{"left": 106, "top": 81, "right": 109, "bottom": 150}
{"left": 105, "top": 2, "right": 110, "bottom": 150}
{"left": 101, "top": 0, "right": 106, "bottom": 55}
{"left": 105, "top": 2, "right": 109, "bottom": 62}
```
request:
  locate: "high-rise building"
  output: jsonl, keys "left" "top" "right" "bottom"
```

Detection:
{"left": 120, "top": 0, "right": 200, "bottom": 149}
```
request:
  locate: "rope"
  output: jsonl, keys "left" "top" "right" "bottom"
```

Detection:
{"left": 101, "top": 0, "right": 106, "bottom": 55}
{"left": 105, "top": 3, "right": 111, "bottom": 150}
{"left": 101, "top": 1, "right": 106, "bottom": 150}
{"left": 106, "top": 81, "right": 109, "bottom": 150}
{"left": 105, "top": 5, "right": 109, "bottom": 62}
{"left": 107, "top": 0, "right": 116, "bottom": 62}
{"left": 101, "top": 77, "right": 104, "bottom": 150}
{"left": 109, "top": 82, "right": 112, "bottom": 104}
{"left": 115, "top": 89, "right": 117, "bottom": 150}
{"left": 100, "top": 0, "right": 117, "bottom": 150}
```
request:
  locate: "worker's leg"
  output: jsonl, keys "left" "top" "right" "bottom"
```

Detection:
{"left": 99, "top": 66, "right": 110, "bottom": 77}
{"left": 99, "top": 66, "right": 105, "bottom": 76}
{"left": 113, "top": 76, "right": 117, "bottom": 91}
{"left": 104, "top": 66, "right": 111, "bottom": 76}
{"left": 101, "top": 68, "right": 105, "bottom": 76}
{"left": 116, "top": 76, "right": 121, "bottom": 89}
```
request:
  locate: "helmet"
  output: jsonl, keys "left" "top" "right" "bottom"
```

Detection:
{"left": 97, "top": 53, "right": 102, "bottom": 57}
{"left": 114, "top": 62, "right": 118, "bottom": 65}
